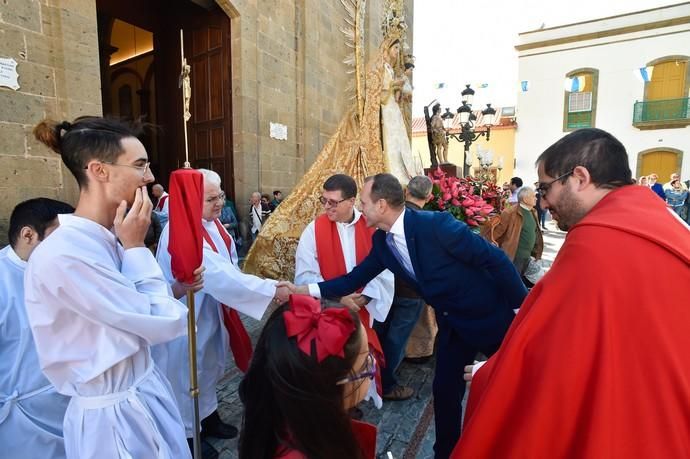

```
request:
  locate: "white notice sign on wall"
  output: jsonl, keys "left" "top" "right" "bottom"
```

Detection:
{"left": 0, "top": 58, "right": 20, "bottom": 91}
{"left": 270, "top": 122, "right": 287, "bottom": 141}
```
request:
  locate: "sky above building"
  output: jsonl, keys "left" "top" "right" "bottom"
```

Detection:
{"left": 410, "top": 0, "right": 678, "bottom": 116}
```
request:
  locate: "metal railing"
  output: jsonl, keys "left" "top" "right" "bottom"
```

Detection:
{"left": 566, "top": 111, "right": 592, "bottom": 129}
{"left": 633, "top": 97, "right": 690, "bottom": 124}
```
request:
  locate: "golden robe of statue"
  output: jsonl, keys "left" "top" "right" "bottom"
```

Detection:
{"left": 243, "top": 36, "right": 407, "bottom": 280}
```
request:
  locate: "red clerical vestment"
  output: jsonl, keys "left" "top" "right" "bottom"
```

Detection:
{"left": 452, "top": 185, "right": 690, "bottom": 459}
{"left": 314, "top": 213, "right": 386, "bottom": 390}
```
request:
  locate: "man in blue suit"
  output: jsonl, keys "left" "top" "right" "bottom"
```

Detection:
{"left": 288, "top": 173, "right": 527, "bottom": 458}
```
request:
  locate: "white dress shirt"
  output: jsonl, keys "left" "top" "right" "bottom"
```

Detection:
{"left": 250, "top": 204, "right": 262, "bottom": 234}
{"left": 386, "top": 208, "right": 415, "bottom": 276}
{"left": 297, "top": 209, "right": 394, "bottom": 324}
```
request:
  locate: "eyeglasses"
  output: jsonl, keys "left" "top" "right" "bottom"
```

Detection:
{"left": 336, "top": 351, "right": 377, "bottom": 386}
{"left": 319, "top": 196, "right": 349, "bottom": 208}
{"left": 86, "top": 161, "right": 151, "bottom": 176}
{"left": 205, "top": 192, "right": 226, "bottom": 204}
{"left": 537, "top": 170, "right": 574, "bottom": 198}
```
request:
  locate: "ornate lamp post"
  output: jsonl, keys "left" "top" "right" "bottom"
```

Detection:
{"left": 443, "top": 84, "right": 497, "bottom": 177}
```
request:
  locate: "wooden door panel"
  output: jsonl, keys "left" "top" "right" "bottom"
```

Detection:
{"left": 641, "top": 151, "right": 678, "bottom": 181}
{"left": 192, "top": 60, "right": 208, "bottom": 122}
{"left": 195, "top": 129, "right": 209, "bottom": 160}
{"left": 209, "top": 52, "right": 224, "bottom": 120}
{"left": 211, "top": 128, "right": 224, "bottom": 158}
{"left": 209, "top": 27, "right": 222, "bottom": 49}
{"left": 182, "top": 7, "right": 234, "bottom": 197}
{"left": 648, "top": 61, "right": 686, "bottom": 100}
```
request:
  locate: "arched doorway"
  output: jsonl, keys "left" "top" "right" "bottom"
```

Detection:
{"left": 96, "top": 0, "right": 235, "bottom": 198}
{"left": 637, "top": 148, "right": 683, "bottom": 182}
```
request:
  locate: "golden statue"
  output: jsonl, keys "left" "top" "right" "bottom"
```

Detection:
{"left": 243, "top": 0, "right": 410, "bottom": 280}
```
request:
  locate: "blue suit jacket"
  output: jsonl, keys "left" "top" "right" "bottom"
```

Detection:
{"left": 319, "top": 209, "right": 528, "bottom": 347}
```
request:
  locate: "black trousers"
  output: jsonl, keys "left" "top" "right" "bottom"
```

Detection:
{"left": 432, "top": 325, "right": 501, "bottom": 459}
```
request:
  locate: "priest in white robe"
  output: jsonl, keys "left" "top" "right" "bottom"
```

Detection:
{"left": 154, "top": 168, "right": 290, "bottom": 452}
{"left": 295, "top": 174, "right": 394, "bottom": 407}
{"left": 26, "top": 117, "right": 191, "bottom": 459}
{"left": 0, "top": 198, "right": 74, "bottom": 459}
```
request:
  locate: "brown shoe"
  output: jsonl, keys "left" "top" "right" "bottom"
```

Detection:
{"left": 382, "top": 385, "right": 414, "bottom": 401}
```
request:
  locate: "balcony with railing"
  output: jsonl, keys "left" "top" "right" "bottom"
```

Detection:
{"left": 633, "top": 97, "right": 690, "bottom": 129}
{"left": 566, "top": 111, "right": 592, "bottom": 129}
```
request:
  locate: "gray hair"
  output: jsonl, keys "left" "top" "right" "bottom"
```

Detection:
{"left": 152, "top": 184, "right": 164, "bottom": 192}
{"left": 198, "top": 168, "right": 222, "bottom": 187}
{"left": 517, "top": 186, "right": 535, "bottom": 202}
{"left": 407, "top": 176, "right": 432, "bottom": 199}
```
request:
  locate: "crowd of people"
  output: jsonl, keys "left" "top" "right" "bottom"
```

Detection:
{"left": 635, "top": 172, "right": 690, "bottom": 223}
{"left": 1, "top": 117, "right": 688, "bottom": 459}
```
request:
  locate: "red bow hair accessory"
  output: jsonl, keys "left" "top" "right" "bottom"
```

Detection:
{"left": 283, "top": 295, "right": 357, "bottom": 363}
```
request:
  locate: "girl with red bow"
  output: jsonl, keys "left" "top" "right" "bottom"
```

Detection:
{"left": 239, "top": 295, "right": 378, "bottom": 459}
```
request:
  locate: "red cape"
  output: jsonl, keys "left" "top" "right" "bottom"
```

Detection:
{"left": 452, "top": 186, "right": 690, "bottom": 459}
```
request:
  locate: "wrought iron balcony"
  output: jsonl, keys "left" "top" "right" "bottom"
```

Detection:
{"left": 633, "top": 97, "right": 690, "bottom": 129}
{"left": 566, "top": 111, "right": 592, "bottom": 129}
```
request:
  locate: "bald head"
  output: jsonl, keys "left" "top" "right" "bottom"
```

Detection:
{"left": 152, "top": 183, "right": 165, "bottom": 198}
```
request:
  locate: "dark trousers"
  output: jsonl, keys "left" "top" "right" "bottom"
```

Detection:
{"left": 513, "top": 256, "right": 530, "bottom": 276}
{"left": 433, "top": 325, "right": 501, "bottom": 459}
{"left": 373, "top": 296, "right": 426, "bottom": 392}
{"left": 537, "top": 208, "right": 546, "bottom": 228}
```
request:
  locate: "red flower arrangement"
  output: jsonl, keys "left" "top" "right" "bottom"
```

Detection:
{"left": 424, "top": 168, "right": 509, "bottom": 227}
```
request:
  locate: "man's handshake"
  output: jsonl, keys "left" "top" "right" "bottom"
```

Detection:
{"left": 275, "top": 281, "right": 308, "bottom": 295}
{"left": 274, "top": 282, "right": 367, "bottom": 313}
{"left": 272, "top": 281, "right": 307, "bottom": 304}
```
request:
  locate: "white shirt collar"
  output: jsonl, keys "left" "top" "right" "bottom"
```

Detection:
{"left": 519, "top": 203, "right": 531, "bottom": 211}
{"left": 388, "top": 208, "right": 406, "bottom": 236}
{"left": 336, "top": 208, "right": 362, "bottom": 229}
{"left": 58, "top": 214, "right": 117, "bottom": 245}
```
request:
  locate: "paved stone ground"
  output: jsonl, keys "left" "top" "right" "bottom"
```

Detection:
{"left": 209, "top": 225, "right": 566, "bottom": 458}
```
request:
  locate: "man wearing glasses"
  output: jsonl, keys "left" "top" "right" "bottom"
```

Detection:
{"left": 155, "top": 169, "right": 290, "bottom": 458}
{"left": 295, "top": 174, "right": 394, "bottom": 408}
{"left": 454, "top": 128, "right": 690, "bottom": 458}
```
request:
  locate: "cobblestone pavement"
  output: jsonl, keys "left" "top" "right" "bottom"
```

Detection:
{"left": 209, "top": 227, "right": 566, "bottom": 458}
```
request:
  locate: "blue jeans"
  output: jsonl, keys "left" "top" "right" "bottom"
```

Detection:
{"left": 373, "top": 296, "right": 426, "bottom": 392}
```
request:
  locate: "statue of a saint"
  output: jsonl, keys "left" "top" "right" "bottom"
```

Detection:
{"left": 430, "top": 103, "right": 449, "bottom": 164}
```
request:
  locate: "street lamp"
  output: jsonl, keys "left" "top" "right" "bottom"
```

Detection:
{"left": 441, "top": 108, "right": 455, "bottom": 130}
{"left": 442, "top": 84, "right": 498, "bottom": 177}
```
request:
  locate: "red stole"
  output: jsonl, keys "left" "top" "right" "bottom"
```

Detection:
{"left": 314, "top": 213, "right": 385, "bottom": 393}
{"left": 201, "top": 219, "right": 253, "bottom": 373}
{"left": 155, "top": 194, "right": 168, "bottom": 212}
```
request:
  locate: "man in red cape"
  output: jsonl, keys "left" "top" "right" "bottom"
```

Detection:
{"left": 294, "top": 174, "right": 394, "bottom": 407}
{"left": 453, "top": 128, "right": 690, "bottom": 458}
